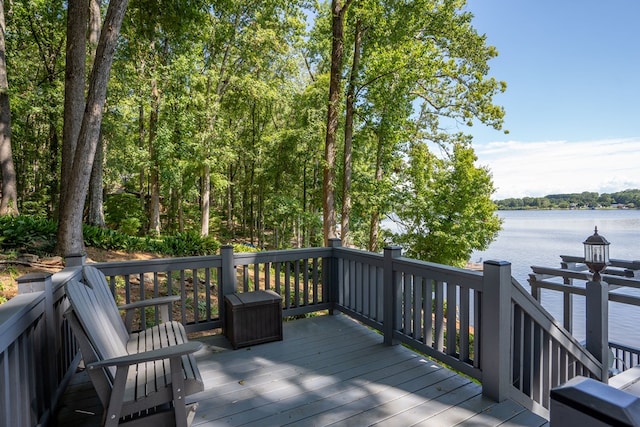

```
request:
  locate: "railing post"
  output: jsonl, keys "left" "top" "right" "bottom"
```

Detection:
{"left": 586, "top": 277, "right": 609, "bottom": 382}
{"left": 327, "top": 238, "right": 342, "bottom": 315}
{"left": 17, "top": 271, "right": 52, "bottom": 295}
{"left": 65, "top": 253, "right": 86, "bottom": 267}
{"left": 560, "top": 259, "right": 575, "bottom": 333}
{"left": 17, "top": 272, "right": 57, "bottom": 415}
{"left": 481, "top": 260, "right": 512, "bottom": 402}
{"left": 220, "top": 245, "right": 236, "bottom": 325}
{"left": 383, "top": 246, "right": 402, "bottom": 346}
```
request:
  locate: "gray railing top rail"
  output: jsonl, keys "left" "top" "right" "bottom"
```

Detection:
{"left": 530, "top": 266, "right": 640, "bottom": 289}
{"left": 333, "top": 246, "right": 385, "bottom": 268}
{"left": 332, "top": 245, "right": 483, "bottom": 287}
{"left": 560, "top": 255, "right": 640, "bottom": 268}
{"left": 0, "top": 292, "right": 47, "bottom": 354}
{"left": 50, "top": 267, "right": 83, "bottom": 289}
{"left": 394, "top": 255, "right": 483, "bottom": 288}
{"left": 91, "top": 254, "right": 223, "bottom": 276}
{"left": 90, "top": 247, "right": 335, "bottom": 276}
{"left": 1, "top": 268, "right": 83, "bottom": 351}
{"left": 233, "top": 246, "right": 333, "bottom": 264}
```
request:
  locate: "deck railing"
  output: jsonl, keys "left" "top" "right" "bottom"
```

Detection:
{"left": 332, "top": 246, "right": 601, "bottom": 418}
{"left": 1, "top": 241, "right": 610, "bottom": 425}
{"left": 91, "top": 246, "right": 334, "bottom": 334}
{"left": 0, "top": 262, "right": 83, "bottom": 427}
{"left": 529, "top": 255, "right": 640, "bottom": 375}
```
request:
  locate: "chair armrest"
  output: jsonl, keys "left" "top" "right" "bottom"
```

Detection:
{"left": 118, "top": 295, "right": 181, "bottom": 311}
{"left": 119, "top": 295, "right": 181, "bottom": 331}
{"left": 86, "top": 341, "right": 203, "bottom": 369}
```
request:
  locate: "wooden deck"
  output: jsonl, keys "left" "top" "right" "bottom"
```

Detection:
{"left": 55, "top": 314, "right": 549, "bottom": 426}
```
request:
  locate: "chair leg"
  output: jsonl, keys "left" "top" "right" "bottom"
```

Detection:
{"left": 104, "top": 366, "right": 129, "bottom": 427}
{"left": 187, "top": 403, "right": 199, "bottom": 426}
{"left": 170, "top": 357, "right": 189, "bottom": 427}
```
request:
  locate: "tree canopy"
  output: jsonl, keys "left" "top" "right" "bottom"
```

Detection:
{"left": 0, "top": 0, "right": 506, "bottom": 267}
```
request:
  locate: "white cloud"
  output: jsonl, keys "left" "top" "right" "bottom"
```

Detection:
{"left": 475, "top": 137, "right": 640, "bottom": 199}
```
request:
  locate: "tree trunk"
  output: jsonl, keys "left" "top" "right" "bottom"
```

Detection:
{"left": 249, "top": 163, "right": 255, "bottom": 245}
{"left": 178, "top": 189, "right": 184, "bottom": 232}
{"left": 341, "top": 19, "right": 362, "bottom": 247}
{"left": 323, "top": 0, "right": 351, "bottom": 246}
{"left": 368, "top": 131, "right": 384, "bottom": 252}
{"left": 0, "top": 0, "right": 17, "bottom": 216}
{"left": 227, "top": 164, "right": 234, "bottom": 234}
{"left": 88, "top": 0, "right": 101, "bottom": 48}
{"left": 138, "top": 101, "right": 146, "bottom": 229}
{"left": 59, "top": 0, "right": 88, "bottom": 223}
{"left": 87, "top": 129, "right": 106, "bottom": 227}
{"left": 48, "top": 113, "right": 59, "bottom": 214}
{"left": 201, "top": 163, "right": 210, "bottom": 236}
{"left": 258, "top": 187, "right": 264, "bottom": 248}
{"left": 148, "top": 77, "right": 160, "bottom": 234}
{"left": 86, "top": 0, "right": 105, "bottom": 227}
{"left": 56, "top": 0, "right": 129, "bottom": 256}
{"left": 302, "top": 162, "right": 307, "bottom": 246}
{"left": 199, "top": 38, "right": 231, "bottom": 241}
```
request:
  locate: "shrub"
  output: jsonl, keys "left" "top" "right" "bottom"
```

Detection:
{"left": 0, "top": 215, "right": 57, "bottom": 255}
{"left": 83, "top": 224, "right": 140, "bottom": 251}
{"left": 105, "top": 193, "right": 145, "bottom": 235}
{"left": 154, "top": 231, "right": 220, "bottom": 257}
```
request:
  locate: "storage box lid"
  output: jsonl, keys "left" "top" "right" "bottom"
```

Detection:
{"left": 226, "top": 290, "right": 282, "bottom": 307}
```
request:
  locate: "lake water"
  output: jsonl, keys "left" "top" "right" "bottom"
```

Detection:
{"left": 471, "top": 209, "right": 640, "bottom": 346}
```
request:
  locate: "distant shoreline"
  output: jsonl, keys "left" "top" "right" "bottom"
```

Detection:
{"left": 496, "top": 206, "right": 639, "bottom": 211}
{"left": 493, "top": 189, "right": 639, "bottom": 210}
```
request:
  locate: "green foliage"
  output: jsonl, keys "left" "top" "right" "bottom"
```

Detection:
{"left": 390, "top": 143, "right": 502, "bottom": 267}
{"left": 153, "top": 231, "right": 220, "bottom": 257}
{"left": 105, "top": 193, "right": 145, "bottom": 235}
{"left": 232, "top": 243, "right": 260, "bottom": 254}
{"left": 0, "top": 216, "right": 57, "bottom": 255}
{"left": 82, "top": 224, "right": 142, "bottom": 251}
{"left": 0, "top": 215, "right": 222, "bottom": 258}
{"left": 5, "top": 0, "right": 510, "bottom": 262}
{"left": 6, "top": 1, "right": 66, "bottom": 216}
{"left": 83, "top": 226, "right": 220, "bottom": 257}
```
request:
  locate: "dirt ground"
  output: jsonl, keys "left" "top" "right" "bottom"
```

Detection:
{"left": 0, "top": 248, "right": 160, "bottom": 302}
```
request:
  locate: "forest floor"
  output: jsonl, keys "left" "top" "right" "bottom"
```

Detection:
{"left": 0, "top": 248, "right": 161, "bottom": 302}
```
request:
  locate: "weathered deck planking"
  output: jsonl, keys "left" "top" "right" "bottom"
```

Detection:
{"left": 55, "top": 314, "right": 549, "bottom": 426}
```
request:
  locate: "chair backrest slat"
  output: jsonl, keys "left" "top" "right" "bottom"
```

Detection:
{"left": 82, "top": 265, "right": 129, "bottom": 343}
{"left": 65, "top": 279, "right": 128, "bottom": 366}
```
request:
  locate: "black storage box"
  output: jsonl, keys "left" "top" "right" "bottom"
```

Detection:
{"left": 224, "top": 290, "right": 283, "bottom": 349}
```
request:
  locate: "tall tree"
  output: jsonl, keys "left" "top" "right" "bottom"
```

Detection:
{"left": 59, "top": 0, "right": 88, "bottom": 223}
{"left": 56, "top": 0, "right": 129, "bottom": 256}
{"left": 0, "top": 0, "right": 18, "bottom": 216}
{"left": 3, "top": 1, "right": 67, "bottom": 215}
{"left": 336, "top": 0, "right": 506, "bottom": 254}
{"left": 392, "top": 141, "right": 501, "bottom": 266}
{"left": 86, "top": 0, "right": 106, "bottom": 227}
{"left": 148, "top": 75, "right": 160, "bottom": 234}
{"left": 323, "top": 0, "right": 354, "bottom": 245}
{"left": 340, "top": 17, "right": 363, "bottom": 247}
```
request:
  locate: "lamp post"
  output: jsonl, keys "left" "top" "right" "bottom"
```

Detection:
{"left": 583, "top": 226, "right": 610, "bottom": 281}
{"left": 583, "top": 227, "right": 610, "bottom": 381}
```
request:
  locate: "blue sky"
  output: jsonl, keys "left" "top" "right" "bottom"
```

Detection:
{"left": 461, "top": 1, "right": 640, "bottom": 199}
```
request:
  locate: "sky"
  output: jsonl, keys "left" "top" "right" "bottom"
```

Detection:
{"left": 461, "top": 1, "right": 640, "bottom": 200}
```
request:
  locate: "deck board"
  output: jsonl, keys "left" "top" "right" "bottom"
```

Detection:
{"left": 55, "top": 313, "right": 548, "bottom": 426}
